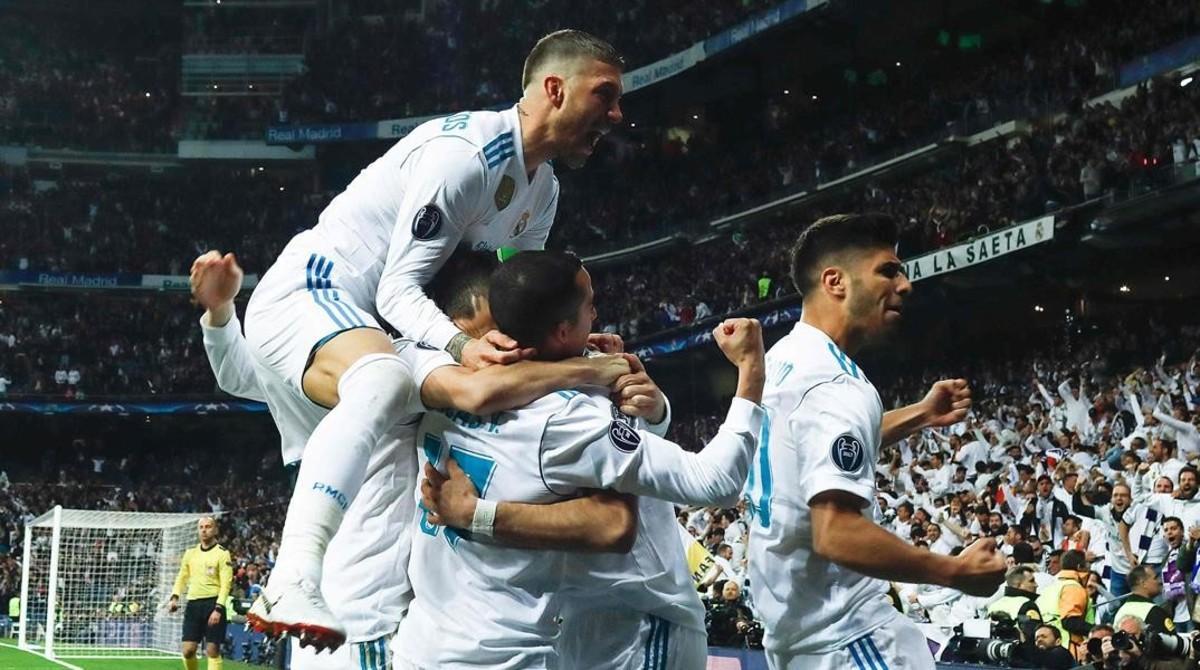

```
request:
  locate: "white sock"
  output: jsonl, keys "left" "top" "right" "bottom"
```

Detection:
{"left": 271, "top": 353, "right": 414, "bottom": 587}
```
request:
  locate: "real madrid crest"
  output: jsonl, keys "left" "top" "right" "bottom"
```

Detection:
{"left": 511, "top": 211, "right": 530, "bottom": 238}
{"left": 494, "top": 175, "right": 515, "bottom": 211}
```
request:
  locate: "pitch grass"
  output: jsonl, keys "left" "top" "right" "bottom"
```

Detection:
{"left": 0, "top": 641, "right": 262, "bottom": 670}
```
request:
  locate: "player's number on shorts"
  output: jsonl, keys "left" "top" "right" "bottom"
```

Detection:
{"left": 419, "top": 433, "right": 497, "bottom": 546}
{"left": 442, "top": 113, "right": 471, "bottom": 132}
{"left": 744, "top": 408, "right": 773, "bottom": 528}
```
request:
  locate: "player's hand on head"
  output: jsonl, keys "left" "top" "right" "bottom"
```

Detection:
{"left": 612, "top": 353, "right": 666, "bottom": 423}
{"left": 712, "top": 318, "right": 764, "bottom": 368}
{"left": 420, "top": 459, "right": 477, "bottom": 529}
{"left": 462, "top": 330, "right": 536, "bottom": 369}
{"left": 587, "top": 332, "right": 624, "bottom": 354}
{"left": 920, "top": 379, "right": 972, "bottom": 428}
{"left": 950, "top": 537, "right": 1007, "bottom": 597}
{"left": 190, "top": 250, "right": 244, "bottom": 312}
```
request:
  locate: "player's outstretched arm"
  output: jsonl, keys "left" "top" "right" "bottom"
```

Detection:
{"left": 422, "top": 461, "right": 637, "bottom": 553}
{"left": 540, "top": 319, "right": 765, "bottom": 507}
{"left": 809, "top": 490, "right": 1006, "bottom": 596}
{"left": 418, "top": 354, "right": 632, "bottom": 416}
{"left": 880, "top": 379, "right": 971, "bottom": 446}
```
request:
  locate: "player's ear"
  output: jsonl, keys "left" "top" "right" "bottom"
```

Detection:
{"left": 820, "top": 266, "right": 846, "bottom": 300}
{"left": 543, "top": 74, "right": 566, "bottom": 108}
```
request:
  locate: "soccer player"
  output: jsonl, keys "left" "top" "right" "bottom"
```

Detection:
{"left": 240, "top": 29, "right": 625, "bottom": 643}
{"left": 169, "top": 517, "right": 232, "bottom": 670}
{"left": 743, "top": 213, "right": 1007, "bottom": 670}
{"left": 192, "top": 249, "right": 638, "bottom": 667}
{"left": 396, "top": 250, "right": 766, "bottom": 668}
{"left": 422, "top": 353, "right": 711, "bottom": 669}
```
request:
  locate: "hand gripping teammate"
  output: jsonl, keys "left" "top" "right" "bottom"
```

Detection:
{"left": 236, "top": 30, "right": 626, "bottom": 646}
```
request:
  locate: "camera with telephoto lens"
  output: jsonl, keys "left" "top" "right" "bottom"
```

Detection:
{"left": 943, "top": 635, "right": 1019, "bottom": 665}
{"left": 1101, "top": 629, "right": 1196, "bottom": 661}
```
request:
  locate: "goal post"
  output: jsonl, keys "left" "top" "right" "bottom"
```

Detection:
{"left": 18, "top": 506, "right": 212, "bottom": 660}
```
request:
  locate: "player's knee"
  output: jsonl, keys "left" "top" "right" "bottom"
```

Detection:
{"left": 334, "top": 352, "right": 416, "bottom": 417}
{"left": 302, "top": 327, "right": 394, "bottom": 406}
{"left": 182, "top": 646, "right": 197, "bottom": 658}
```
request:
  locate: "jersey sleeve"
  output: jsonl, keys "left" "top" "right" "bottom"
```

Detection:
{"left": 539, "top": 393, "right": 764, "bottom": 506}
{"left": 512, "top": 175, "right": 558, "bottom": 250}
{"left": 392, "top": 339, "right": 457, "bottom": 415}
{"left": 217, "top": 549, "right": 233, "bottom": 604}
{"left": 200, "top": 313, "right": 267, "bottom": 403}
{"left": 375, "top": 138, "right": 490, "bottom": 349}
{"left": 791, "top": 380, "right": 879, "bottom": 507}
{"left": 172, "top": 548, "right": 191, "bottom": 598}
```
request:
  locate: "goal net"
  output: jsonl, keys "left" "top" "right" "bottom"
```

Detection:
{"left": 18, "top": 506, "right": 211, "bottom": 660}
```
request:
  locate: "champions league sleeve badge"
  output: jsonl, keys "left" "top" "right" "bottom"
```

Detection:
{"left": 412, "top": 204, "right": 444, "bottom": 240}
{"left": 609, "top": 419, "right": 642, "bottom": 453}
{"left": 830, "top": 434, "right": 865, "bottom": 472}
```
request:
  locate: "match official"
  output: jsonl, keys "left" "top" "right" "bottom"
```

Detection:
{"left": 169, "top": 516, "right": 233, "bottom": 670}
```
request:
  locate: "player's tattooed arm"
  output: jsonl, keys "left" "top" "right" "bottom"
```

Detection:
{"left": 422, "top": 461, "right": 637, "bottom": 553}
{"left": 445, "top": 332, "right": 471, "bottom": 363}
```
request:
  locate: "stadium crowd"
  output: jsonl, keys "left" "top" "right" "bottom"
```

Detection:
{"left": 1, "top": 66, "right": 1197, "bottom": 398}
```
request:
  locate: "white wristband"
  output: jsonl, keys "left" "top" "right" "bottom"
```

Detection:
{"left": 470, "top": 499, "right": 497, "bottom": 538}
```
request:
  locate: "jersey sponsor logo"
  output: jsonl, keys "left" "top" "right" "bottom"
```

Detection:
{"left": 311, "top": 481, "right": 350, "bottom": 510}
{"left": 511, "top": 211, "right": 530, "bottom": 237}
{"left": 830, "top": 433, "right": 865, "bottom": 473}
{"left": 609, "top": 419, "right": 641, "bottom": 452}
{"left": 494, "top": 175, "right": 515, "bottom": 211}
{"left": 412, "top": 205, "right": 444, "bottom": 241}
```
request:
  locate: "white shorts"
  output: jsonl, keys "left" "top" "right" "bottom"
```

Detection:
{"left": 766, "top": 615, "right": 934, "bottom": 670}
{"left": 246, "top": 231, "right": 382, "bottom": 392}
{"left": 559, "top": 610, "right": 707, "bottom": 670}
{"left": 292, "top": 633, "right": 393, "bottom": 670}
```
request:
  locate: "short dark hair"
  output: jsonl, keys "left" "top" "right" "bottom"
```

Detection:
{"left": 1065, "top": 515, "right": 1082, "bottom": 527}
{"left": 522, "top": 30, "right": 624, "bottom": 89}
{"left": 1037, "top": 624, "right": 1061, "bottom": 641}
{"left": 789, "top": 213, "right": 899, "bottom": 296}
{"left": 1010, "top": 542, "right": 1035, "bottom": 565}
{"left": 1061, "top": 549, "right": 1088, "bottom": 572}
{"left": 1164, "top": 516, "right": 1184, "bottom": 529}
{"left": 428, "top": 246, "right": 500, "bottom": 321}
{"left": 1181, "top": 465, "right": 1199, "bottom": 481}
{"left": 1128, "top": 563, "right": 1158, "bottom": 589}
{"left": 489, "top": 251, "right": 585, "bottom": 349}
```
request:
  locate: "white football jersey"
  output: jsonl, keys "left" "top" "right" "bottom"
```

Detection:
{"left": 560, "top": 495, "right": 706, "bottom": 642}
{"left": 306, "top": 105, "right": 558, "bottom": 347}
{"left": 745, "top": 321, "right": 895, "bottom": 656}
{"left": 200, "top": 316, "right": 453, "bottom": 642}
{"left": 396, "top": 388, "right": 762, "bottom": 668}
{"left": 559, "top": 404, "right": 705, "bottom": 645}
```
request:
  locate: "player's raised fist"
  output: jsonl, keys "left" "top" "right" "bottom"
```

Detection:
{"left": 190, "top": 250, "right": 243, "bottom": 312}
{"left": 587, "top": 332, "right": 625, "bottom": 354}
{"left": 919, "top": 378, "right": 972, "bottom": 428}
{"left": 949, "top": 537, "right": 1007, "bottom": 596}
{"left": 713, "top": 318, "right": 764, "bottom": 368}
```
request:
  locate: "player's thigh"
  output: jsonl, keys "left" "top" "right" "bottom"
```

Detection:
{"left": 244, "top": 251, "right": 386, "bottom": 404}
{"left": 845, "top": 617, "right": 935, "bottom": 670}
{"left": 302, "top": 327, "right": 398, "bottom": 408}
{"left": 181, "top": 600, "right": 212, "bottom": 643}
{"left": 559, "top": 608, "right": 644, "bottom": 669}
{"left": 663, "top": 625, "right": 707, "bottom": 670}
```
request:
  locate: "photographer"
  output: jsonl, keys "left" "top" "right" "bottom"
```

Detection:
{"left": 988, "top": 566, "right": 1043, "bottom": 641}
{"left": 704, "top": 580, "right": 760, "bottom": 648}
{"left": 1095, "top": 615, "right": 1198, "bottom": 669}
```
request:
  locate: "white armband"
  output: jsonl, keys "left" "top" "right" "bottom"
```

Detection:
{"left": 470, "top": 499, "right": 497, "bottom": 538}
